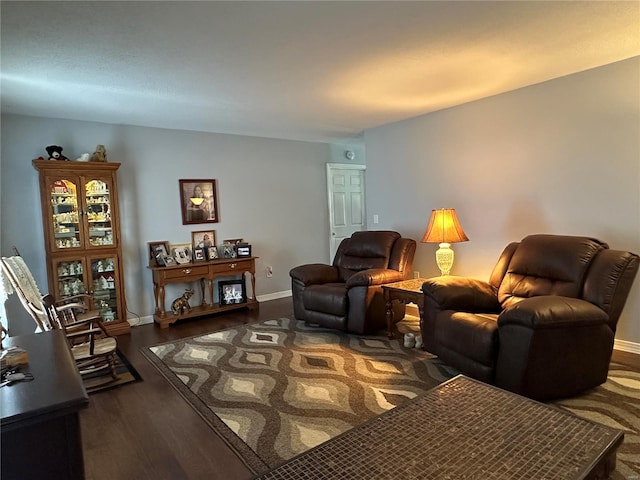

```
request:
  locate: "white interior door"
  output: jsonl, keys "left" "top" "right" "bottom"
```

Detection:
{"left": 327, "top": 163, "right": 366, "bottom": 262}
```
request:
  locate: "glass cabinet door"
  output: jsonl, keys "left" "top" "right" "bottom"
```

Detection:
{"left": 52, "top": 258, "right": 87, "bottom": 300}
{"left": 49, "top": 179, "right": 82, "bottom": 250}
{"left": 84, "top": 178, "right": 114, "bottom": 248}
{"left": 90, "top": 255, "right": 119, "bottom": 322}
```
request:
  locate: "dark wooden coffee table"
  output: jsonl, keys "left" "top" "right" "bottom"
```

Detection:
{"left": 253, "top": 375, "right": 623, "bottom": 480}
{"left": 382, "top": 278, "right": 427, "bottom": 338}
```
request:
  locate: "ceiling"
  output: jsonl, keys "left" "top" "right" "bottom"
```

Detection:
{"left": 1, "top": 1, "right": 638, "bottom": 144}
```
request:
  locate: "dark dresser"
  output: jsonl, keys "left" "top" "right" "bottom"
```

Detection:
{"left": 1, "top": 329, "right": 89, "bottom": 480}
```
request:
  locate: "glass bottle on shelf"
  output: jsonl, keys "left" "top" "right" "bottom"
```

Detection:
{"left": 50, "top": 180, "right": 81, "bottom": 249}
{"left": 84, "top": 179, "right": 114, "bottom": 247}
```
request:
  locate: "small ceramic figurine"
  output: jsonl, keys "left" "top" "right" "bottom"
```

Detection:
{"left": 90, "top": 144, "right": 107, "bottom": 162}
{"left": 171, "top": 289, "right": 194, "bottom": 315}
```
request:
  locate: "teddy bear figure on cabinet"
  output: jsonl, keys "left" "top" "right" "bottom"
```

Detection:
{"left": 46, "top": 145, "right": 69, "bottom": 161}
{"left": 90, "top": 144, "right": 107, "bottom": 162}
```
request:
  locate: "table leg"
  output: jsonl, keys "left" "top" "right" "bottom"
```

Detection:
{"left": 251, "top": 272, "right": 256, "bottom": 301}
{"left": 199, "top": 278, "right": 207, "bottom": 306}
{"left": 153, "top": 282, "right": 160, "bottom": 314}
{"left": 418, "top": 303, "right": 425, "bottom": 350}
{"left": 385, "top": 294, "right": 394, "bottom": 339}
{"left": 159, "top": 285, "right": 166, "bottom": 317}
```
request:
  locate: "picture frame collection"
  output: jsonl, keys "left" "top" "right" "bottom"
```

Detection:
{"left": 146, "top": 179, "right": 252, "bottom": 306}
{"left": 147, "top": 233, "right": 252, "bottom": 267}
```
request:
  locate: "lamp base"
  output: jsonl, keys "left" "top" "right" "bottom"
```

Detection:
{"left": 435, "top": 243, "right": 454, "bottom": 276}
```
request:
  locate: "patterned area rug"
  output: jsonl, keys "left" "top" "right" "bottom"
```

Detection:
{"left": 552, "top": 363, "right": 640, "bottom": 479}
{"left": 142, "top": 317, "right": 458, "bottom": 473}
{"left": 143, "top": 317, "right": 640, "bottom": 477}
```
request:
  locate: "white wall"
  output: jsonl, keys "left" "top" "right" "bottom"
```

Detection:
{"left": 364, "top": 57, "right": 640, "bottom": 346}
{"left": 1, "top": 116, "right": 362, "bottom": 335}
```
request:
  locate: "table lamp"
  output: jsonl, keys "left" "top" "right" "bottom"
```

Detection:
{"left": 421, "top": 208, "right": 469, "bottom": 275}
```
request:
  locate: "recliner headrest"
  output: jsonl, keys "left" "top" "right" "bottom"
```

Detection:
{"left": 343, "top": 231, "right": 400, "bottom": 258}
{"left": 498, "top": 234, "right": 607, "bottom": 306}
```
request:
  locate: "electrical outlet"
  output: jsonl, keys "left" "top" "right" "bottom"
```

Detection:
{"left": 413, "top": 271, "right": 420, "bottom": 279}
{"left": 266, "top": 266, "right": 273, "bottom": 278}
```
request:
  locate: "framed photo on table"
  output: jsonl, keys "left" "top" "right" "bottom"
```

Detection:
{"left": 148, "top": 241, "right": 170, "bottom": 267}
{"left": 171, "top": 243, "right": 192, "bottom": 264}
{"left": 191, "top": 230, "right": 216, "bottom": 252}
{"left": 179, "top": 179, "right": 219, "bottom": 225}
{"left": 207, "top": 246, "right": 219, "bottom": 261}
{"left": 236, "top": 243, "right": 252, "bottom": 258}
{"left": 219, "top": 279, "right": 246, "bottom": 305}
{"left": 193, "top": 248, "right": 206, "bottom": 262}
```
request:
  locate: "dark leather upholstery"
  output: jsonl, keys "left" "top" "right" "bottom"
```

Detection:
{"left": 290, "top": 231, "right": 416, "bottom": 334}
{"left": 421, "top": 234, "right": 639, "bottom": 400}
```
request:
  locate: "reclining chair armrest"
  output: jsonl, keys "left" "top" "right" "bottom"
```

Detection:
{"left": 290, "top": 264, "right": 340, "bottom": 285}
{"left": 422, "top": 276, "right": 500, "bottom": 311}
{"left": 498, "top": 296, "right": 609, "bottom": 329}
{"left": 346, "top": 269, "right": 406, "bottom": 287}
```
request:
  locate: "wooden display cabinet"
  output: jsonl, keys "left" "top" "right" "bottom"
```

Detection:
{"left": 33, "top": 159, "right": 130, "bottom": 335}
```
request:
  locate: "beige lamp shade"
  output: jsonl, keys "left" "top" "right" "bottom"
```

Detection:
{"left": 421, "top": 208, "right": 468, "bottom": 275}
{"left": 421, "top": 208, "right": 469, "bottom": 244}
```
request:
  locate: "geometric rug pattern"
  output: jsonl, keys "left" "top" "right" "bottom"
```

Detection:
{"left": 144, "top": 317, "right": 458, "bottom": 473}
{"left": 552, "top": 363, "right": 640, "bottom": 479}
{"left": 143, "top": 317, "right": 640, "bottom": 477}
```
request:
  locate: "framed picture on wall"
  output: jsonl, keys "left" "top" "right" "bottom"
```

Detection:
{"left": 179, "top": 179, "right": 219, "bottom": 225}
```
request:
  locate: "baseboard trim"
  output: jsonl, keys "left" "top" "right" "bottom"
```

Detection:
{"left": 129, "top": 315, "right": 154, "bottom": 326}
{"left": 128, "top": 290, "right": 293, "bottom": 327}
{"left": 614, "top": 339, "right": 640, "bottom": 355}
{"left": 129, "top": 297, "right": 640, "bottom": 352}
{"left": 257, "top": 290, "right": 292, "bottom": 302}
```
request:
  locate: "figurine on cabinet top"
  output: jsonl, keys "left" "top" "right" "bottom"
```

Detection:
{"left": 90, "top": 144, "right": 107, "bottom": 162}
{"left": 45, "top": 145, "right": 69, "bottom": 161}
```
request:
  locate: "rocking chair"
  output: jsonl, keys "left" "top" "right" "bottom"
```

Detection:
{"left": 1, "top": 254, "right": 118, "bottom": 383}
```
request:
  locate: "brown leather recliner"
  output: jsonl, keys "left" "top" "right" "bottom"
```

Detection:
{"left": 421, "top": 234, "right": 639, "bottom": 401}
{"left": 290, "top": 231, "right": 416, "bottom": 334}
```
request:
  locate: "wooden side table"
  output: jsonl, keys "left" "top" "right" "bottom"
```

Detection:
{"left": 382, "top": 278, "right": 427, "bottom": 339}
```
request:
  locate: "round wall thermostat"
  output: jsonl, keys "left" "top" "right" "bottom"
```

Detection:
{"left": 345, "top": 150, "right": 355, "bottom": 160}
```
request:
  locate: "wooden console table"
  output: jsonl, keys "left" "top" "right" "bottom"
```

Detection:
{"left": 149, "top": 257, "right": 258, "bottom": 328}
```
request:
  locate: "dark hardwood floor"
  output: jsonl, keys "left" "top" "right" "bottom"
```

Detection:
{"left": 80, "top": 297, "right": 640, "bottom": 480}
{"left": 81, "top": 298, "right": 294, "bottom": 480}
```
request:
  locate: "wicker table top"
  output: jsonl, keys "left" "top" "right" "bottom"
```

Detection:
{"left": 254, "top": 375, "right": 623, "bottom": 480}
{"left": 382, "top": 278, "right": 428, "bottom": 294}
